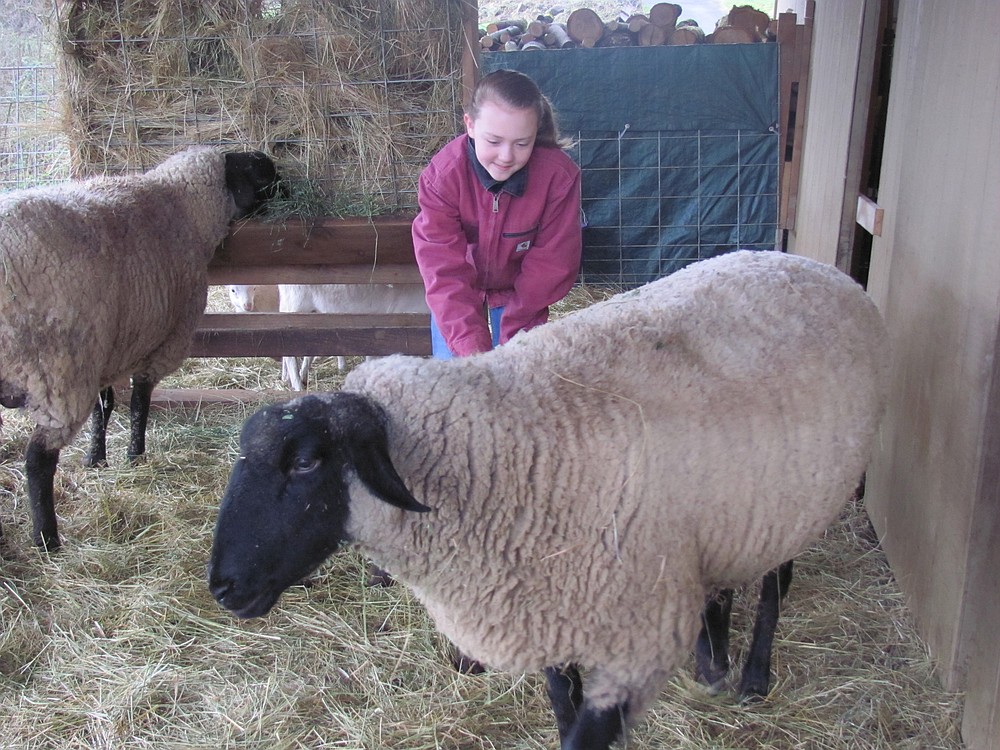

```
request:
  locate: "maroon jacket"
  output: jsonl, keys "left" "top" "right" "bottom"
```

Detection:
{"left": 412, "top": 134, "right": 582, "bottom": 356}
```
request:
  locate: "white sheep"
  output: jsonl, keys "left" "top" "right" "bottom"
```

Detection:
{"left": 225, "top": 283, "right": 305, "bottom": 386}
{"left": 225, "top": 282, "right": 428, "bottom": 387}
{"left": 0, "top": 146, "right": 281, "bottom": 550}
{"left": 226, "top": 283, "right": 280, "bottom": 313}
{"left": 278, "top": 283, "right": 429, "bottom": 388}
{"left": 207, "top": 250, "right": 889, "bottom": 749}
{"left": 277, "top": 283, "right": 428, "bottom": 388}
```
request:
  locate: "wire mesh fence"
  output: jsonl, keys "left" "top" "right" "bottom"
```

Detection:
{"left": 575, "top": 128, "right": 779, "bottom": 286}
{"left": 0, "top": 31, "right": 69, "bottom": 191}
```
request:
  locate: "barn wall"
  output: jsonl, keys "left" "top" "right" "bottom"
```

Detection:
{"left": 785, "top": 0, "right": 871, "bottom": 267}
{"left": 790, "top": 0, "right": 1000, "bottom": 745}
{"left": 862, "top": 1, "right": 1000, "bottom": 747}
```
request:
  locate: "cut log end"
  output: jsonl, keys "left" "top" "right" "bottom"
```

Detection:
{"left": 649, "top": 2, "right": 682, "bottom": 29}
{"left": 667, "top": 25, "right": 705, "bottom": 45}
{"left": 637, "top": 22, "right": 668, "bottom": 46}
{"left": 566, "top": 7, "right": 605, "bottom": 47}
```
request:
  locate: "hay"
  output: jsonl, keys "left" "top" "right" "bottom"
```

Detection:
{"left": 0, "top": 287, "right": 964, "bottom": 748}
{"left": 52, "top": 0, "right": 468, "bottom": 216}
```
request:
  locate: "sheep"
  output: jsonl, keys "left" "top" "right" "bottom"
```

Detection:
{"left": 0, "top": 145, "right": 281, "bottom": 551}
{"left": 225, "top": 282, "right": 429, "bottom": 388}
{"left": 226, "top": 283, "right": 280, "bottom": 313}
{"left": 225, "top": 283, "right": 304, "bottom": 386}
{"left": 223, "top": 276, "right": 797, "bottom": 699}
{"left": 207, "top": 249, "right": 889, "bottom": 749}
{"left": 276, "top": 283, "right": 428, "bottom": 389}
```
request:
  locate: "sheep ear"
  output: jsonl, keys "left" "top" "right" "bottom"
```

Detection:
{"left": 351, "top": 441, "right": 431, "bottom": 514}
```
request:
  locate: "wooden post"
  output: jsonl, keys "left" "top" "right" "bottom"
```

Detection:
{"left": 784, "top": 0, "right": 815, "bottom": 230}
{"left": 778, "top": 1, "right": 814, "bottom": 231}
{"left": 460, "top": 0, "right": 479, "bottom": 110}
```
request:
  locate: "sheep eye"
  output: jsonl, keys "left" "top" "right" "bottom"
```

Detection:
{"left": 290, "top": 455, "right": 320, "bottom": 475}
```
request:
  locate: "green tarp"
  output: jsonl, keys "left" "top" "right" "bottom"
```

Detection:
{"left": 482, "top": 43, "right": 780, "bottom": 286}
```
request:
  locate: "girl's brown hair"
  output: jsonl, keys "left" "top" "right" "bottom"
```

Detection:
{"left": 467, "top": 69, "right": 572, "bottom": 149}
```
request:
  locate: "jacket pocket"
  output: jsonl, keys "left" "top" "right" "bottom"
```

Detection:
{"left": 502, "top": 225, "right": 539, "bottom": 254}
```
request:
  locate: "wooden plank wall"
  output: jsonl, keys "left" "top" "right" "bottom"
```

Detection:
{"left": 860, "top": 1, "right": 1000, "bottom": 747}
{"left": 784, "top": 0, "right": 873, "bottom": 268}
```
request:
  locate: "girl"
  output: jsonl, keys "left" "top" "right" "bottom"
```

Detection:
{"left": 412, "top": 68, "right": 583, "bottom": 359}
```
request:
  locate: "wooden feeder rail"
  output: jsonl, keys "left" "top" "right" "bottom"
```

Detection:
{"left": 158, "top": 215, "right": 431, "bottom": 406}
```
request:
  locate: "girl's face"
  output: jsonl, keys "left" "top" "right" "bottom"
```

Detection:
{"left": 464, "top": 100, "right": 538, "bottom": 181}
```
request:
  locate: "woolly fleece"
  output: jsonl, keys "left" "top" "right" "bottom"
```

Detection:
{"left": 0, "top": 146, "right": 238, "bottom": 450}
{"left": 341, "top": 249, "right": 890, "bottom": 720}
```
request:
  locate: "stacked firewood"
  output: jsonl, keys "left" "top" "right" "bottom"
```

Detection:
{"left": 479, "top": 4, "right": 773, "bottom": 52}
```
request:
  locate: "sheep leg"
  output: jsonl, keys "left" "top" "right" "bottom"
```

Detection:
{"left": 544, "top": 664, "right": 584, "bottom": 742}
{"left": 84, "top": 387, "right": 116, "bottom": 468}
{"left": 298, "top": 356, "right": 313, "bottom": 387}
{"left": 695, "top": 588, "right": 734, "bottom": 692}
{"left": 283, "top": 356, "right": 304, "bottom": 390}
{"left": 737, "top": 559, "right": 794, "bottom": 702}
{"left": 560, "top": 699, "right": 626, "bottom": 750}
{"left": 128, "top": 375, "right": 154, "bottom": 461}
{"left": 26, "top": 436, "right": 61, "bottom": 551}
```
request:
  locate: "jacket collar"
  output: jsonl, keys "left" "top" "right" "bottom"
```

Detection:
{"left": 466, "top": 136, "right": 527, "bottom": 197}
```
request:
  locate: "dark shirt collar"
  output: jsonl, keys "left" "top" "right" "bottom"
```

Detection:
{"left": 467, "top": 137, "right": 527, "bottom": 197}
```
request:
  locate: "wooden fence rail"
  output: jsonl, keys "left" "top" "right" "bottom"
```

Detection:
{"left": 153, "top": 215, "right": 430, "bottom": 407}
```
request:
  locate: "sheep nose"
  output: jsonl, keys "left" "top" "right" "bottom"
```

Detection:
{"left": 207, "top": 567, "right": 231, "bottom": 601}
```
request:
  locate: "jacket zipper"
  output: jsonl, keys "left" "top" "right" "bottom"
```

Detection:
{"left": 483, "top": 187, "right": 502, "bottom": 290}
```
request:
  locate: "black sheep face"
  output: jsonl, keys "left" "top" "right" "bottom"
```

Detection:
{"left": 223, "top": 150, "right": 284, "bottom": 219}
{"left": 208, "top": 393, "right": 428, "bottom": 619}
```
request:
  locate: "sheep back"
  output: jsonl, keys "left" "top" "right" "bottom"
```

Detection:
{"left": 0, "top": 146, "right": 241, "bottom": 448}
{"left": 341, "top": 250, "right": 889, "bottom": 711}
{"left": 277, "top": 283, "right": 428, "bottom": 314}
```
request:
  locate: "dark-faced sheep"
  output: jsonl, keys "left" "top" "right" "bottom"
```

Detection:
{"left": 208, "top": 250, "right": 889, "bottom": 748}
{"left": 0, "top": 146, "right": 281, "bottom": 550}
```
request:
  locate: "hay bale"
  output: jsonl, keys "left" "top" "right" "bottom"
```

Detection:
{"left": 52, "top": 0, "right": 467, "bottom": 216}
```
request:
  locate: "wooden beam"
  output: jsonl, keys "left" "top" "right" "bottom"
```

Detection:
{"left": 777, "top": 11, "right": 798, "bottom": 229}
{"left": 207, "top": 264, "right": 423, "bottom": 285}
{"left": 149, "top": 387, "right": 277, "bottom": 409}
{"left": 783, "top": 0, "right": 815, "bottom": 229}
{"left": 460, "top": 0, "right": 480, "bottom": 109}
{"left": 190, "top": 312, "right": 432, "bottom": 357}
{"left": 216, "top": 215, "right": 418, "bottom": 273}
{"left": 777, "top": 2, "right": 814, "bottom": 231}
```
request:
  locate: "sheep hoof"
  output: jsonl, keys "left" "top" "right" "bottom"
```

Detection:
{"left": 694, "top": 663, "right": 729, "bottom": 695}
{"left": 34, "top": 533, "right": 61, "bottom": 553}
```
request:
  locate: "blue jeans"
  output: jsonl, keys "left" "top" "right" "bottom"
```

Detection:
{"left": 431, "top": 307, "right": 504, "bottom": 360}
